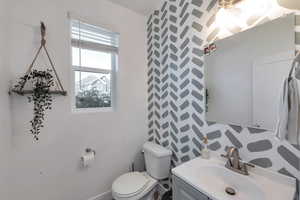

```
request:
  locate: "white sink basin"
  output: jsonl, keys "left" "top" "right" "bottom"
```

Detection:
{"left": 172, "top": 154, "right": 296, "bottom": 200}
{"left": 194, "top": 166, "right": 264, "bottom": 200}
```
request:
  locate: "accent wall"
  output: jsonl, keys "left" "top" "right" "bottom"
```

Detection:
{"left": 147, "top": 0, "right": 300, "bottom": 184}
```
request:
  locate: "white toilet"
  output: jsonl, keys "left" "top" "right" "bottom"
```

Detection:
{"left": 112, "top": 142, "right": 172, "bottom": 200}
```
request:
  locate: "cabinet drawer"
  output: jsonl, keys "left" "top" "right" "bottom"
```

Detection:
{"left": 173, "top": 175, "right": 210, "bottom": 200}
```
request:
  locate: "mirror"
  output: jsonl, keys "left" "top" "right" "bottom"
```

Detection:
{"left": 205, "top": 14, "right": 296, "bottom": 131}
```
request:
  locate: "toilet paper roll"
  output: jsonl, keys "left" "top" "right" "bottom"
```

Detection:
{"left": 81, "top": 152, "right": 95, "bottom": 167}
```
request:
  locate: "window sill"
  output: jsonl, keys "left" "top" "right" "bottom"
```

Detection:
{"left": 72, "top": 107, "right": 113, "bottom": 114}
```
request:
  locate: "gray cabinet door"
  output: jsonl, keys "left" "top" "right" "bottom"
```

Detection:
{"left": 173, "top": 175, "right": 210, "bottom": 200}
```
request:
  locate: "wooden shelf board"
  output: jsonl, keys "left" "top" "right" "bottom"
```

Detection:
{"left": 10, "top": 89, "right": 67, "bottom": 96}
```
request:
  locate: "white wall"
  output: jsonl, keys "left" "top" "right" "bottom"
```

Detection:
{"left": 0, "top": 0, "right": 12, "bottom": 198}
{"left": 4, "top": 0, "right": 148, "bottom": 200}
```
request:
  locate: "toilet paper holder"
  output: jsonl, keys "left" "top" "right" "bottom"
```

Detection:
{"left": 85, "top": 148, "right": 96, "bottom": 155}
{"left": 81, "top": 148, "right": 96, "bottom": 167}
{"left": 81, "top": 148, "right": 96, "bottom": 161}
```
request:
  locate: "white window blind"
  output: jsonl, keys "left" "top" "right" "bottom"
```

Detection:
{"left": 71, "top": 19, "right": 119, "bottom": 54}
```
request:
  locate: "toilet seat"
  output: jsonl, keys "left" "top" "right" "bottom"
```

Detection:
{"left": 112, "top": 172, "right": 157, "bottom": 200}
{"left": 112, "top": 172, "right": 150, "bottom": 198}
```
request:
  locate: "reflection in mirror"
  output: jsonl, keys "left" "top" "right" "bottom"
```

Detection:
{"left": 205, "top": 14, "right": 295, "bottom": 131}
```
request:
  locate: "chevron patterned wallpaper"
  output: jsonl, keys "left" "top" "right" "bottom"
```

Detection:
{"left": 147, "top": 0, "right": 300, "bottom": 184}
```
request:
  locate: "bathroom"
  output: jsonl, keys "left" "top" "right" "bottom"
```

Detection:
{"left": 0, "top": 0, "right": 299, "bottom": 199}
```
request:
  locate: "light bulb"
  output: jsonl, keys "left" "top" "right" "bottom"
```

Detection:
{"left": 277, "top": 0, "right": 300, "bottom": 10}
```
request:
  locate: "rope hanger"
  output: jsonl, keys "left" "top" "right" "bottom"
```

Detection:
{"left": 10, "top": 22, "right": 67, "bottom": 96}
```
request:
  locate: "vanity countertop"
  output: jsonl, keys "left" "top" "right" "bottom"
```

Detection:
{"left": 172, "top": 153, "right": 296, "bottom": 200}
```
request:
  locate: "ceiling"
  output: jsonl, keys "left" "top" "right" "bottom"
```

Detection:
{"left": 107, "top": 0, "right": 162, "bottom": 16}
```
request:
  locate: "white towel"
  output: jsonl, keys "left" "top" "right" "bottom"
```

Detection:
{"left": 276, "top": 77, "right": 300, "bottom": 145}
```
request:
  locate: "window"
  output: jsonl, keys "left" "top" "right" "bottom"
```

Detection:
{"left": 71, "top": 19, "right": 119, "bottom": 110}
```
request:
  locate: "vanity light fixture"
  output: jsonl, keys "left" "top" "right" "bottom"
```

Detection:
{"left": 277, "top": 0, "right": 300, "bottom": 10}
{"left": 219, "top": 0, "right": 243, "bottom": 8}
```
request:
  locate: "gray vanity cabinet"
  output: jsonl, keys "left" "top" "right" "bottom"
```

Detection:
{"left": 173, "top": 175, "right": 210, "bottom": 200}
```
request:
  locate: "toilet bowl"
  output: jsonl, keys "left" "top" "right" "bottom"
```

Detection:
{"left": 112, "top": 142, "right": 172, "bottom": 200}
{"left": 112, "top": 172, "right": 157, "bottom": 200}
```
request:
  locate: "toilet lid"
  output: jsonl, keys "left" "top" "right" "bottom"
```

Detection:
{"left": 112, "top": 172, "right": 150, "bottom": 198}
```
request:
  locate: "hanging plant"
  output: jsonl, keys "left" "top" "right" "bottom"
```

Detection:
{"left": 14, "top": 69, "right": 54, "bottom": 141}
{"left": 10, "top": 22, "right": 67, "bottom": 141}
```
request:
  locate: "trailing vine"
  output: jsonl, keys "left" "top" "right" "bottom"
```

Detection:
{"left": 14, "top": 69, "right": 54, "bottom": 141}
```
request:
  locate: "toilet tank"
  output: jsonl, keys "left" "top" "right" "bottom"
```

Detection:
{"left": 143, "top": 142, "right": 172, "bottom": 180}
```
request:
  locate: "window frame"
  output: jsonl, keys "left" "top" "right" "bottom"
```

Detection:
{"left": 69, "top": 16, "right": 118, "bottom": 113}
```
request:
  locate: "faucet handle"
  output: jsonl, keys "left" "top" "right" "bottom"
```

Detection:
{"left": 239, "top": 162, "right": 255, "bottom": 176}
{"left": 221, "top": 154, "right": 229, "bottom": 158}
{"left": 243, "top": 162, "right": 255, "bottom": 168}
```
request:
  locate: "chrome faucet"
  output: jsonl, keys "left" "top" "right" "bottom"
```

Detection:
{"left": 221, "top": 147, "right": 255, "bottom": 176}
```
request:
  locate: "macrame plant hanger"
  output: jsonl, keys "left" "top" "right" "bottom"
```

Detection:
{"left": 10, "top": 22, "right": 67, "bottom": 96}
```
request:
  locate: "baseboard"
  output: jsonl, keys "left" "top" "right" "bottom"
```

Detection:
{"left": 87, "top": 190, "right": 112, "bottom": 200}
